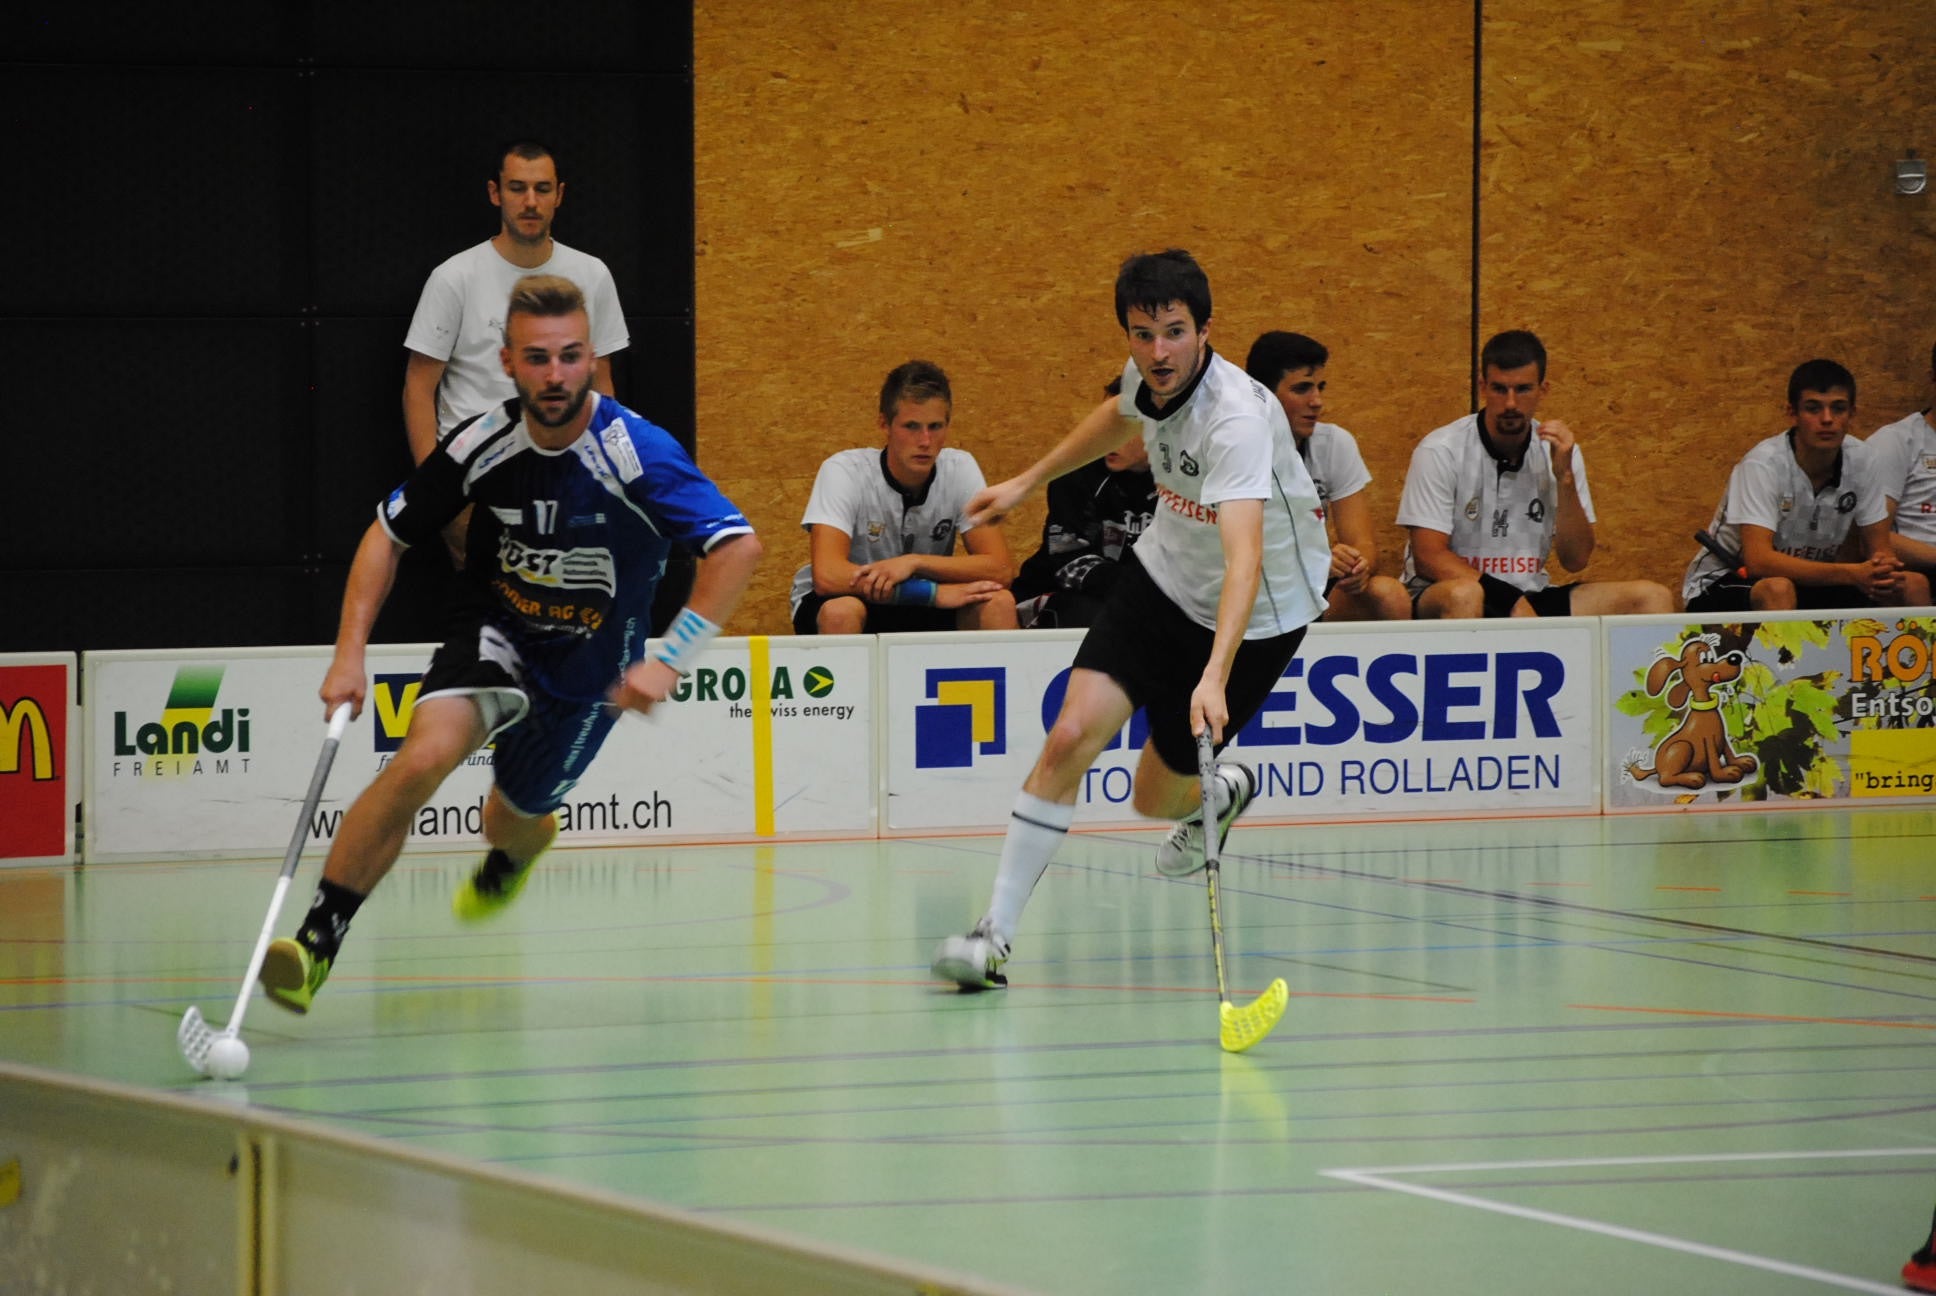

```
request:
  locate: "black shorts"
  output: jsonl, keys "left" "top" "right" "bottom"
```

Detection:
{"left": 1685, "top": 575, "right": 1883, "bottom": 614}
{"left": 1071, "top": 551, "right": 1307, "bottom": 776}
{"left": 792, "top": 592, "right": 955, "bottom": 635}
{"left": 419, "top": 617, "right": 620, "bottom": 817}
{"left": 1412, "top": 573, "right": 1576, "bottom": 618}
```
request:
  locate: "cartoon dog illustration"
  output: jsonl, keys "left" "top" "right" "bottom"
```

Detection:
{"left": 1626, "top": 635, "right": 1759, "bottom": 790}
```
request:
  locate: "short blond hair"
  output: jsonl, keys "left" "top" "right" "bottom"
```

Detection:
{"left": 502, "top": 274, "right": 587, "bottom": 343}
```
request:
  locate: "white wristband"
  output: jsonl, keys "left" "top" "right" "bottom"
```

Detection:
{"left": 647, "top": 607, "right": 722, "bottom": 675}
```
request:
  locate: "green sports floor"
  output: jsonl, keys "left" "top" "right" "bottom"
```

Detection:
{"left": 4, "top": 808, "right": 1935, "bottom": 1294}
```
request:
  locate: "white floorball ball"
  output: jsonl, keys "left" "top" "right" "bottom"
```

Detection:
{"left": 206, "top": 1036, "right": 250, "bottom": 1080}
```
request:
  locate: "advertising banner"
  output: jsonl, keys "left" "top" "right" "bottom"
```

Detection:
{"left": 0, "top": 653, "right": 77, "bottom": 865}
{"left": 84, "top": 638, "right": 875, "bottom": 862}
{"left": 881, "top": 621, "right": 1601, "bottom": 833}
{"left": 1606, "top": 611, "right": 1936, "bottom": 811}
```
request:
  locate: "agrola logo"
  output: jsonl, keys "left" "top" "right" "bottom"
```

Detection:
{"left": 668, "top": 663, "right": 834, "bottom": 703}
{"left": 111, "top": 665, "right": 253, "bottom": 778}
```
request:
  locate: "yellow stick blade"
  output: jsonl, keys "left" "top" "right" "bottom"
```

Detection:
{"left": 1218, "top": 978, "right": 1289, "bottom": 1053}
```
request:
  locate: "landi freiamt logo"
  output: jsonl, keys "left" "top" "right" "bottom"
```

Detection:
{"left": 111, "top": 665, "right": 252, "bottom": 778}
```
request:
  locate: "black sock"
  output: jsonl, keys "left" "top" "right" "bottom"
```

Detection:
{"left": 296, "top": 878, "right": 365, "bottom": 962}
{"left": 473, "top": 849, "right": 525, "bottom": 895}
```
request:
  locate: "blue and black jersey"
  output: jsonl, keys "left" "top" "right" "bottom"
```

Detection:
{"left": 378, "top": 394, "right": 752, "bottom": 702}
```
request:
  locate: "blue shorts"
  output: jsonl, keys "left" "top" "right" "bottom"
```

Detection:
{"left": 418, "top": 619, "right": 622, "bottom": 817}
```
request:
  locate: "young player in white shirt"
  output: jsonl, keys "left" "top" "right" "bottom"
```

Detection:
{"left": 1682, "top": 359, "right": 1928, "bottom": 612}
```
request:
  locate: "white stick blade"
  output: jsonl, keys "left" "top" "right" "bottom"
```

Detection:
{"left": 177, "top": 1006, "right": 216, "bottom": 1075}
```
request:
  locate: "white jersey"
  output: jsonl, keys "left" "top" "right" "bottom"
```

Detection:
{"left": 1682, "top": 429, "right": 1890, "bottom": 601}
{"left": 1396, "top": 413, "right": 1593, "bottom": 595}
{"left": 1299, "top": 421, "right": 1374, "bottom": 534}
{"left": 1865, "top": 410, "right": 1936, "bottom": 544}
{"left": 788, "top": 447, "right": 987, "bottom": 615}
{"left": 404, "top": 239, "right": 630, "bottom": 438}
{"left": 1117, "top": 351, "right": 1329, "bottom": 637}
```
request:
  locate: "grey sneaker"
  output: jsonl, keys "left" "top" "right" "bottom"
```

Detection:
{"left": 931, "top": 919, "right": 1010, "bottom": 989}
{"left": 1155, "top": 763, "right": 1258, "bottom": 877}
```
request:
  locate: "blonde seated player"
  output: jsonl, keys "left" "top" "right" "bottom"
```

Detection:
{"left": 788, "top": 360, "right": 1015, "bottom": 634}
{"left": 1864, "top": 340, "right": 1936, "bottom": 580}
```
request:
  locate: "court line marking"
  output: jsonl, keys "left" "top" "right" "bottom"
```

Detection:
{"left": 1322, "top": 1148, "right": 1936, "bottom": 1294}
{"left": 1569, "top": 1002, "right": 1936, "bottom": 1031}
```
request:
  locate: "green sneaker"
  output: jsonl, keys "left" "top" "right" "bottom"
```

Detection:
{"left": 452, "top": 849, "right": 536, "bottom": 922}
{"left": 259, "top": 937, "right": 331, "bottom": 1015}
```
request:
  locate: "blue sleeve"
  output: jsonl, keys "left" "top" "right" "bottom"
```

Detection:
{"left": 602, "top": 416, "right": 753, "bottom": 551}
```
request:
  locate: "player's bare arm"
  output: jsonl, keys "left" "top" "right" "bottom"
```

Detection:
{"left": 1884, "top": 500, "right": 1936, "bottom": 570}
{"left": 1192, "top": 498, "right": 1264, "bottom": 743}
{"left": 1409, "top": 526, "right": 1482, "bottom": 583}
{"left": 1738, "top": 523, "right": 1872, "bottom": 590}
{"left": 321, "top": 521, "right": 408, "bottom": 720}
{"left": 401, "top": 351, "right": 449, "bottom": 466}
{"left": 1326, "top": 490, "right": 1378, "bottom": 592}
{"left": 1540, "top": 420, "right": 1594, "bottom": 571}
{"left": 610, "top": 531, "right": 764, "bottom": 714}
{"left": 967, "top": 398, "right": 1138, "bottom": 528}
{"left": 850, "top": 526, "right": 1013, "bottom": 600}
{"left": 593, "top": 355, "right": 616, "bottom": 398}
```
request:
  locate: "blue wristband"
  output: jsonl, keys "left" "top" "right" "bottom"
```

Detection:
{"left": 892, "top": 579, "right": 939, "bottom": 607}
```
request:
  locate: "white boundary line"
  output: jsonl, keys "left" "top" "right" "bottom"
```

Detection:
{"left": 1321, "top": 1148, "right": 1936, "bottom": 1295}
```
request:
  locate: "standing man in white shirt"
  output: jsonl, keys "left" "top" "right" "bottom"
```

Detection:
{"left": 1398, "top": 329, "right": 1676, "bottom": 618}
{"left": 1244, "top": 330, "right": 1409, "bottom": 621}
{"left": 403, "top": 141, "right": 630, "bottom": 563}
{"left": 931, "top": 250, "right": 1332, "bottom": 990}
{"left": 1864, "top": 342, "right": 1936, "bottom": 576}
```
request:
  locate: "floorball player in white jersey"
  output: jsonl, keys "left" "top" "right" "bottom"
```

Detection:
{"left": 1398, "top": 329, "right": 1676, "bottom": 619}
{"left": 931, "top": 249, "right": 1332, "bottom": 990}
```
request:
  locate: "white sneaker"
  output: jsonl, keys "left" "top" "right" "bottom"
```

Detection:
{"left": 1154, "top": 763, "right": 1258, "bottom": 877}
{"left": 931, "top": 919, "right": 1010, "bottom": 989}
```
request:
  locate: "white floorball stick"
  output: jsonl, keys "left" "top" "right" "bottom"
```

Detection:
{"left": 178, "top": 702, "right": 353, "bottom": 1079}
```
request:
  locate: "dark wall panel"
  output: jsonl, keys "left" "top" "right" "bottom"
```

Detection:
{"left": 11, "top": 5, "right": 302, "bottom": 64}
{"left": 0, "top": 320, "right": 308, "bottom": 568}
{"left": 6, "top": 570, "right": 326, "bottom": 653}
{"left": 304, "top": 1, "right": 689, "bottom": 73}
{"left": 9, "top": 69, "right": 304, "bottom": 316}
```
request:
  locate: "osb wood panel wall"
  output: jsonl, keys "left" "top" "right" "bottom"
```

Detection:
{"left": 1482, "top": 0, "right": 1936, "bottom": 593}
{"left": 697, "top": 2, "right": 1936, "bottom": 635}
{"left": 695, "top": 1, "right": 1474, "bottom": 634}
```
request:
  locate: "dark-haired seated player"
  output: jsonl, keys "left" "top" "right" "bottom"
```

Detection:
{"left": 259, "top": 275, "right": 762, "bottom": 1014}
{"left": 1244, "top": 330, "right": 1408, "bottom": 621}
{"left": 789, "top": 360, "right": 1016, "bottom": 633}
{"left": 1683, "top": 358, "right": 1929, "bottom": 612}
{"left": 1398, "top": 329, "right": 1677, "bottom": 618}
{"left": 1012, "top": 377, "right": 1157, "bottom": 629}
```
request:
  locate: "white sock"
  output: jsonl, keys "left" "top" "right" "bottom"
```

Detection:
{"left": 983, "top": 791, "right": 1074, "bottom": 940}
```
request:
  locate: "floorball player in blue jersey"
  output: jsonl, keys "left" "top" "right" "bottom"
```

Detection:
{"left": 260, "top": 274, "right": 762, "bottom": 1014}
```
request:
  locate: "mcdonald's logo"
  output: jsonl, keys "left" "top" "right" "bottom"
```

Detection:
{"left": 0, "top": 697, "right": 54, "bottom": 781}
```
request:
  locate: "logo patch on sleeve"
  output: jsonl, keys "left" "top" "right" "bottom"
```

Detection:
{"left": 601, "top": 426, "right": 644, "bottom": 483}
